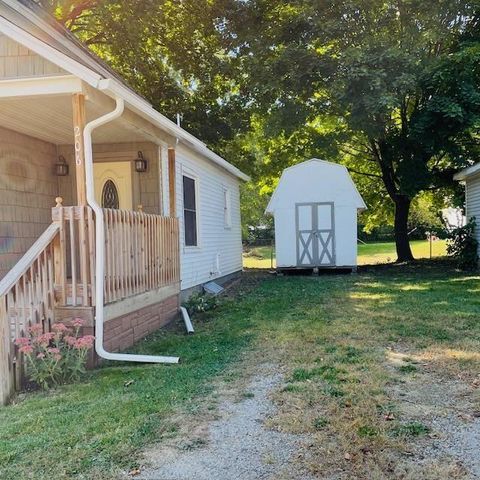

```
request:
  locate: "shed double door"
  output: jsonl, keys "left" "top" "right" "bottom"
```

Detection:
{"left": 296, "top": 202, "right": 335, "bottom": 267}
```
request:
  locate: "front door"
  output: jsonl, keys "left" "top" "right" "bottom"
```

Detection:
{"left": 296, "top": 202, "right": 335, "bottom": 267}
{"left": 93, "top": 161, "right": 133, "bottom": 210}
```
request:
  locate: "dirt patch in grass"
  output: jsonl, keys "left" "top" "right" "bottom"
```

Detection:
{"left": 387, "top": 352, "right": 480, "bottom": 478}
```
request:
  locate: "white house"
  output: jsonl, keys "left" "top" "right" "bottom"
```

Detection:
{"left": 0, "top": 0, "right": 248, "bottom": 402}
{"left": 454, "top": 163, "right": 480, "bottom": 254}
{"left": 265, "top": 159, "right": 366, "bottom": 270}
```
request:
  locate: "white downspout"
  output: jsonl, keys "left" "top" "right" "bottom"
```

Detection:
{"left": 180, "top": 306, "right": 194, "bottom": 334}
{"left": 84, "top": 97, "right": 179, "bottom": 364}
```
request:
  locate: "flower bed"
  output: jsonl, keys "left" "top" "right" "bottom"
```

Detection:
{"left": 15, "top": 319, "right": 94, "bottom": 389}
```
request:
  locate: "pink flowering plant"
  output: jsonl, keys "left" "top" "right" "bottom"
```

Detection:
{"left": 15, "top": 319, "right": 94, "bottom": 389}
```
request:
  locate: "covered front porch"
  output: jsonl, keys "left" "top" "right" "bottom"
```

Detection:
{"left": 0, "top": 75, "right": 181, "bottom": 402}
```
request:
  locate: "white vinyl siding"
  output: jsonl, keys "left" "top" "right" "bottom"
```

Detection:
{"left": 465, "top": 175, "right": 480, "bottom": 255}
{"left": 175, "top": 145, "right": 243, "bottom": 290}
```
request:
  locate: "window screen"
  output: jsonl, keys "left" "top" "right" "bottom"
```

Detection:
{"left": 183, "top": 175, "right": 197, "bottom": 246}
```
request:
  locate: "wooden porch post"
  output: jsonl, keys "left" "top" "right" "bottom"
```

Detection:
{"left": 168, "top": 147, "right": 176, "bottom": 217}
{"left": 72, "top": 93, "right": 87, "bottom": 206}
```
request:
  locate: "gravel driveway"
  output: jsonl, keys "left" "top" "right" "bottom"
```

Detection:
{"left": 139, "top": 367, "right": 313, "bottom": 480}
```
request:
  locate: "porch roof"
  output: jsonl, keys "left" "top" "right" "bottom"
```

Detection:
{"left": 0, "top": 75, "right": 153, "bottom": 144}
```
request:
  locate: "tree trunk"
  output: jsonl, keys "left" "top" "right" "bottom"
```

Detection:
{"left": 394, "top": 195, "right": 414, "bottom": 262}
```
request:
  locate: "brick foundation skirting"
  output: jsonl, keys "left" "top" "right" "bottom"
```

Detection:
{"left": 59, "top": 293, "right": 179, "bottom": 366}
{"left": 103, "top": 293, "right": 179, "bottom": 352}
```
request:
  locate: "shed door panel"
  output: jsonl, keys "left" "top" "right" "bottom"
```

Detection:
{"left": 316, "top": 204, "right": 332, "bottom": 230}
{"left": 317, "top": 230, "right": 334, "bottom": 265}
{"left": 296, "top": 204, "right": 315, "bottom": 266}
{"left": 296, "top": 203, "right": 335, "bottom": 267}
{"left": 315, "top": 203, "right": 335, "bottom": 266}
{"left": 297, "top": 205, "right": 313, "bottom": 231}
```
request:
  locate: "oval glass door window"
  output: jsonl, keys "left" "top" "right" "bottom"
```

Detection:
{"left": 101, "top": 179, "right": 119, "bottom": 209}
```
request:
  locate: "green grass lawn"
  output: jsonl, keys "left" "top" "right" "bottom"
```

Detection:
{"left": 243, "top": 239, "right": 447, "bottom": 268}
{"left": 0, "top": 307, "right": 256, "bottom": 480}
{"left": 1, "top": 259, "right": 478, "bottom": 479}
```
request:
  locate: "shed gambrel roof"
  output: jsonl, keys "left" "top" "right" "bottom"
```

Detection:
{"left": 0, "top": 0, "right": 249, "bottom": 181}
{"left": 265, "top": 159, "right": 367, "bottom": 213}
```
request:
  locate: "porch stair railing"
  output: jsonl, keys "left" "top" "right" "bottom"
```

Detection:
{"left": 0, "top": 222, "right": 59, "bottom": 403}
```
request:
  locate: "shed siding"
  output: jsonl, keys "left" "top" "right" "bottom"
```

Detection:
{"left": 274, "top": 208, "right": 296, "bottom": 267}
{"left": 0, "top": 33, "right": 66, "bottom": 79}
{"left": 175, "top": 145, "right": 242, "bottom": 290}
{"left": 334, "top": 206, "right": 358, "bottom": 266}
{"left": 466, "top": 176, "right": 480, "bottom": 253}
{"left": 0, "top": 125, "right": 58, "bottom": 279}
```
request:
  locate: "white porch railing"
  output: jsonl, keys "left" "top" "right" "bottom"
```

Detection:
{"left": 103, "top": 208, "right": 180, "bottom": 303}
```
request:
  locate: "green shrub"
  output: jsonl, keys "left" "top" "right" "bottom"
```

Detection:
{"left": 447, "top": 217, "right": 478, "bottom": 270}
{"left": 184, "top": 292, "right": 219, "bottom": 315}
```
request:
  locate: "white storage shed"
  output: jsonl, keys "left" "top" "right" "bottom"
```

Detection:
{"left": 265, "top": 159, "right": 366, "bottom": 270}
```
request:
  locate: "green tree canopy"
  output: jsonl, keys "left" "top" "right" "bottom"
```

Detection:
{"left": 41, "top": 0, "right": 480, "bottom": 258}
{"left": 222, "top": 0, "right": 480, "bottom": 259}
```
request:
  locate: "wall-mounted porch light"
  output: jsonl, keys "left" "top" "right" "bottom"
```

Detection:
{"left": 55, "top": 155, "right": 69, "bottom": 176}
{"left": 135, "top": 151, "right": 148, "bottom": 173}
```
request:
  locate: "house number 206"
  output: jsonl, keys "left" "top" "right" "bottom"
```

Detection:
{"left": 74, "top": 126, "right": 82, "bottom": 166}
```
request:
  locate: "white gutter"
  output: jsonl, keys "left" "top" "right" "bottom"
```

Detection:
{"left": 84, "top": 97, "right": 180, "bottom": 364}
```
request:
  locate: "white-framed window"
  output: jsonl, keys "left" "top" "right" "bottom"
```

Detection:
{"left": 223, "top": 186, "right": 232, "bottom": 228}
{"left": 182, "top": 174, "right": 198, "bottom": 247}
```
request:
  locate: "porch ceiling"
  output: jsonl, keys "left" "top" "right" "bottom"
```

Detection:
{"left": 0, "top": 93, "right": 151, "bottom": 145}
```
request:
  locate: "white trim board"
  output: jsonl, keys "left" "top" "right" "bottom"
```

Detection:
{"left": 0, "top": 74, "right": 83, "bottom": 98}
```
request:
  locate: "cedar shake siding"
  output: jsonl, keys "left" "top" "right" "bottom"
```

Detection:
{"left": 0, "top": 33, "right": 66, "bottom": 79}
{"left": 0, "top": 125, "right": 58, "bottom": 279}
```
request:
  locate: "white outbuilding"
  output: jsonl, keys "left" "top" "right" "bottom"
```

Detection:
{"left": 265, "top": 159, "right": 367, "bottom": 271}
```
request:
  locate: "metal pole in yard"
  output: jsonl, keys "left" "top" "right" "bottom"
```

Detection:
{"left": 271, "top": 239, "right": 274, "bottom": 270}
